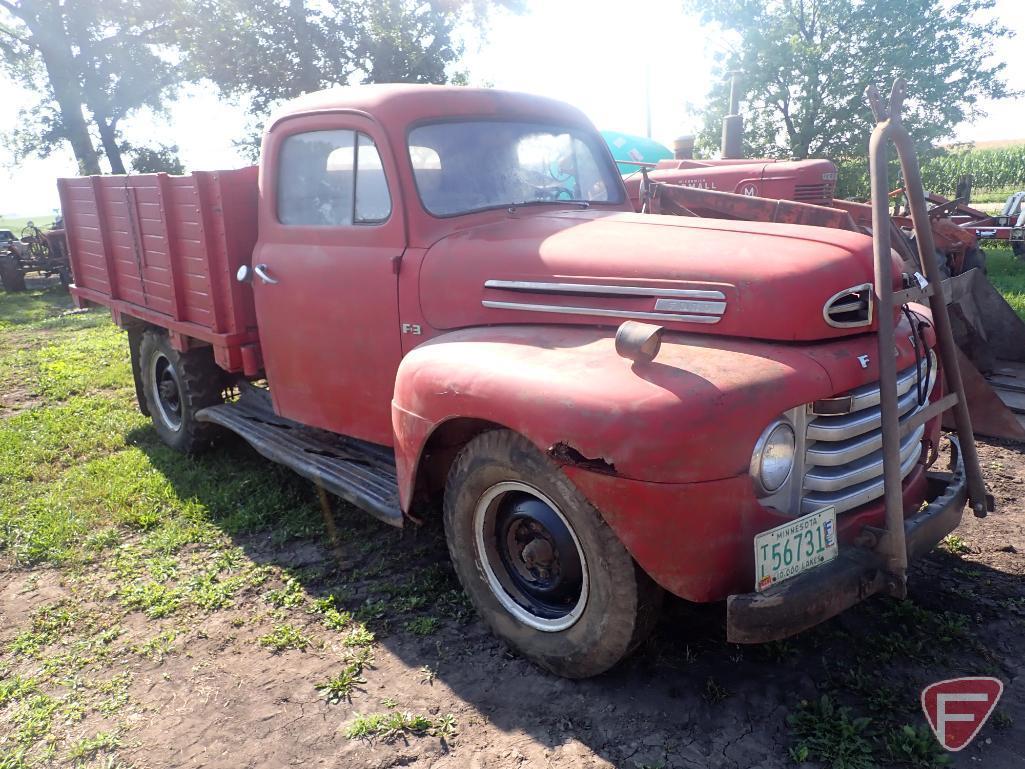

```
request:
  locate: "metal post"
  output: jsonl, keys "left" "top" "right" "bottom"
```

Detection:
{"left": 864, "top": 80, "right": 992, "bottom": 591}
{"left": 866, "top": 95, "right": 907, "bottom": 588}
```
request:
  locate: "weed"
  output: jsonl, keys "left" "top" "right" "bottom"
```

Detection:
{"left": 310, "top": 594, "right": 337, "bottom": 614}
{"left": 343, "top": 624, "right": 375, "bottom": 648}
{"left": 942, "top": 534, "right": 970, "bottom": 555}
{"left": 419, "top": 664, "right": 437, "bottom": 685}
{"left": 434, "top": 713, "right": 457, "bottom": 740}
{"left": 266, "top": 577, "right": 305, "bottom": 608}
{"left": 883, "top": 724, "right": 951, "bottom": 767}
{"left": 404, "top": 616, "right": 440, "bottom": 636}
{"left": 119, "top": 580, "right": 182, "bottom": 618}
{"left": 258, "top": 624, "right": 309, "bottom": 652}
{"left": 992, "top": 711, "right": 1013, "bottom": 730}
{"left": 344, "top": 711, "right": 454, "bottom": 742}
{"left": 762, "top": 639, "right": 796, "bottom": 662}
{"left": 135, "top": 630, "right": 177, "bottom": 660}
{"left": 788, "top": 696, "right": 874, "bottom": 769}
{"left": 321, "top": 608, "right": 353, "bottom": 631}
{"left": 702, "top": 677, "right": 730, "bottom": 704}
{"left": 68, "top": 731, "right": 121, "bottom": 761}
{"left": 315, "top": 658, "right": 368, "bottom": 704}
{"left": 0, "top": 674, "right": 38, "bottom": 706}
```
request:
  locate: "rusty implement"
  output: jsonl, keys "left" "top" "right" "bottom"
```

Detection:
{"left": 650, "top": 182, "right": 861, "bottom": 232}
{"left": 943, "top": 269, "right": 1025, "bottom": 439}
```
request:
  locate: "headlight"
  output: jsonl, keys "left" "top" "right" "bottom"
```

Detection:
{"left": 751, "top": 420, "right": 796, "bottom": 496}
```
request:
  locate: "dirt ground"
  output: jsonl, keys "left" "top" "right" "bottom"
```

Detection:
{"left": 2, "top": 435, "right": 1023, "bottom": 769}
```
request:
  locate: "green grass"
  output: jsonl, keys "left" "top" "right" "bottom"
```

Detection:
{"left": 0, "top": 289, "right": 346, "bottom": 764}
{"left": 0, "top": 215, "right": 57, "bottom": 236}
{"left": 986, "top": 245, "right": 1025, "bottom": 320}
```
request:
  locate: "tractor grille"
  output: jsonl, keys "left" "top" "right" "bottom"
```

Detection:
{"left": 801, "top": 356, "right": 935, "bottom": 515}
{"left": 793, "top": 182, "right": 835, "bottom": 204}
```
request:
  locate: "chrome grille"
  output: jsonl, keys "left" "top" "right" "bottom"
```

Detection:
{"left": 801, "top": 356, "right": 935, "bottom": 515}
{"left": 823, "top": 284, "right": 873, "bottom": 328}
{"left": 794, "top": 182, "right": 835, "bottom": 203}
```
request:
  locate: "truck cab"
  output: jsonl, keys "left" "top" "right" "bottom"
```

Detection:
{"left": 59, "top": 84, "right": 972, "bottom": 678}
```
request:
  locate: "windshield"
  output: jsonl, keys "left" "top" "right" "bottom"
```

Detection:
{"left": 408, "top": 121, "right": 624, "bottom": 216}
{"left": 0, "top": 230, "right": 14, "bottom": 241}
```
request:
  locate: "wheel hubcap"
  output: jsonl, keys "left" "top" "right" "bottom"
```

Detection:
{"left": 151, "top": 354, "right": 183, "bottom": 431}
{"left": 474, "top": 482, "right": 588, "bottom": 632}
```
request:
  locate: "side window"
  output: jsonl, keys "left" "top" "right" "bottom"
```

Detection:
{"left": 277, "top": 129, "right": 391, "bottom": 226}
{"left": 355, "top": 134, "right": 391, "bottom": 223}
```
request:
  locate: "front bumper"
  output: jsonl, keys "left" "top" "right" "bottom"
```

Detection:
{"left": 726, "top": 437, "right": 969, "bottom": 644}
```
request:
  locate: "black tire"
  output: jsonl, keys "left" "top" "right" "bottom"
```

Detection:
{"left": 961, "top": 246, "right": 986, "bottom": 275}
{"left": 0, "top": 254, "right": 26, "bottom": 292}
{"left": 1012, "top": 241, "right": 1024, "bottom": 259}
{"left": 443, "top": 430, "right": 662, "bottom": 678}
{"left": 139, "top": 329, "right": 226, "bottom": 453}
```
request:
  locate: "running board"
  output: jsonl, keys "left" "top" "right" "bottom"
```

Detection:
{"left": 196, "top": 386, "right": 403, "bottom": 527}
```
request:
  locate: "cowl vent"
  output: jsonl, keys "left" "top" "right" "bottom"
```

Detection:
{"left": 824, "top": 283, "right": 873, "bottom": 328}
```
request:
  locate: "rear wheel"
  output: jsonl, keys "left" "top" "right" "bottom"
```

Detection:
{"left": 0, "top": 254, "right": 26, "bottom": 292}
{"left": 962, "top": 246, "right": 986, "bottom": 275}
{"left": 139, "top": 330, "right": 226, "bottom": 453}
{"left": 443, "top": 430, "right": 662, "bottom": 678}
{"left": 1012, "top": 241, "right": 1024, "bottom": 259}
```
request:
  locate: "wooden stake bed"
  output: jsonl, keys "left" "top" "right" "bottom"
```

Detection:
{"left": 58, "top": 168, "right": 262, "bottom": 373}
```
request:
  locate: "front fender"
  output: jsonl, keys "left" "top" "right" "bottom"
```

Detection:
{"left": 391, "top": 324, "right": 839, "bottom": 511}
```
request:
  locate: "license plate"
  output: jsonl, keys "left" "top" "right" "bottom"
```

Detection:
{"left": 754, "top": 507, "right": 838, "bottom": 592}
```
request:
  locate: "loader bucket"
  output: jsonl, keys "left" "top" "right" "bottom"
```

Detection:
{"left": 943, "top": 269, "right": 1025, "bottom": 440}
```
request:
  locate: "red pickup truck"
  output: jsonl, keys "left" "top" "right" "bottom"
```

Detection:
{"left": 59, "top": 84, "right": 971, "bottom": 678}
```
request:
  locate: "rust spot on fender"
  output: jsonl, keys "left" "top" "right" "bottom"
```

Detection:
{"left": 548, "top": 442, "right": 616, "bottom": 474}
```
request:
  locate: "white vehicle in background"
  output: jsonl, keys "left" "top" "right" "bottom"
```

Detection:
{"left": 0, "top": 229, "right": 26, "bottom": 257}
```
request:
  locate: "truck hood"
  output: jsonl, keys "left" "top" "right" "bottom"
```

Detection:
{"left": 418, "top": 210, "right": 899, "bottom": 342}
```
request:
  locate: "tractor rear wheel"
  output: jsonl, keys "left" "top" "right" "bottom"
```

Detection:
{"left": 962, "top": 246, "right": 986, "bottom": 275}
{"left": 0, "top": 255, "right": 26, "bottom": 292}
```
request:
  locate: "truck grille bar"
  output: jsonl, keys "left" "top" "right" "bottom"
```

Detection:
{"left": 801, "top": 356, "right": 934, "bottom": 515}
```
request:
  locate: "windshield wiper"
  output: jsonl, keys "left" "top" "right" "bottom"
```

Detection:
{"left": 507, "top": 200, "right": 590, "bottom": 211}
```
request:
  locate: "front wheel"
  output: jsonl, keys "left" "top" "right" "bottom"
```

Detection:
{"left": 444, "top": 430, "right": 662, "bottom": 678}
{"left": 139, "top": 330, "right": 226, "bottom": 453}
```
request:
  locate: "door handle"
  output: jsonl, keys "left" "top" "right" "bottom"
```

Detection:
{"left": 253, "top": 264, "right": 279, "bottom": 285}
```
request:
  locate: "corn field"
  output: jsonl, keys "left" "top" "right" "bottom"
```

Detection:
{"left": 837, "top": 144, "right": 1025, "bottom": 201}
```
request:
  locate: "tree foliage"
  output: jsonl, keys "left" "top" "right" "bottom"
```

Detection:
{"left": 1, "top": 0, "right": 521, "bottom": 175}
{"left": 180, "top": 0, "right": 520, "bottom": 115}
{"left": 687, "top": 0, "right": 1015, "bottom": 160}
{"left": 0, "top": 0, "right": 180, "bottom": 174}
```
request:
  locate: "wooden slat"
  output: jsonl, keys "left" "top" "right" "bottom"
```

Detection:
{"left": 89, "top": 176, "right": 119, "bottom": 299}
{"left": 156, "top": 173, "right": 186, "bottom": 321}
{"left": 193, "top": 171, "right": 228, "bottom": 334}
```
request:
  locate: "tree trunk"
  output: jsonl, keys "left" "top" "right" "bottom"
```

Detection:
{"left": 14, "top": 3, "right": 101, "bottom": 175}
{"left": 95, "top": 116, "right": 126, "bottom": 174}
{"left": 289, "top": 0, "right": 320, "bottom": 94}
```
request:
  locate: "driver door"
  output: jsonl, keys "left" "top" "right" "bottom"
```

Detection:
{"left": 251, "top": 115, "right": 405, "bottom": 446}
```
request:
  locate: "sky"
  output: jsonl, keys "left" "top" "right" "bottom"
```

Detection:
{"left": 1, "top": 0, "right": 1023, "bottom": 217}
